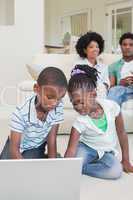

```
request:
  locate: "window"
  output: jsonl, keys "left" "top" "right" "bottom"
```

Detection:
{"left": 106, "top": 2, "right": 133, "bottom": 53}
{"left": 71, "top": 13, "right": 88, "bottom": 36}
{"left": 0, "top": 0, "right": 15, "bottom": 25}
{"left": 61, "top": 10, "right": 90, "bottom": 39}
{"left": 112, "top": 7, "right": 132, "bottom": 52}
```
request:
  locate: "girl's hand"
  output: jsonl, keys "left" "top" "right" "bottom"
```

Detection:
{"left": 64, "top": 128, "right": 80, "bottom": 157}
{"left": 122, "top": 160, "right": 133, "bottom": 173}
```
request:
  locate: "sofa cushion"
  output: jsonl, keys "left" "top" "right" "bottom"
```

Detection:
{"left": 98, "top": 53, "right": 121, "bottom": 66}
{"left": 27, "top": 53, "right": 79, "bottom": 80}
{"left": 26, "top": 64, "right": 42, "bottom": 80}
{"left": 27, "top": 53, "right": 122, "bottom": 80}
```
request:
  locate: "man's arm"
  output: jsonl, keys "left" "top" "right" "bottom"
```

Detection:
{"left": 47, "top": 124, "right": 59, "bottom": 158}
{"left": 115, "top": 113, "right": 133, "bottom": 173}
{"left": 64, "top": 127, "right": 80, "bottom": 157}
{"left": 10, "top": 131, "right": 23, "bottom": 159}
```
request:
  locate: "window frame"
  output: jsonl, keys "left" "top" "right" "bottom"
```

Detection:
{"left": 60, "top": 9, "right": 92, "bottom": 39}
{"left": 105, "top": 0, "right": 133, "bottom": 53}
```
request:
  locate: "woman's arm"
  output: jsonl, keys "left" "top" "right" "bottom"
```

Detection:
{"left": 115, "top": 113, "right": 133, "bottom": 173}
{"left": 47, "top": 124, "right": 59, "bottom": 158}
{"left": 64, "top": 127, "right": 80, "bottom": 157}
{"left": 10, "top": 131, "right": 23, "bottom": 159}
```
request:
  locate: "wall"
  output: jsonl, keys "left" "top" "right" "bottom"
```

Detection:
{"left": 0, "top": 0, "right": 15, "bottom": 25}
{"left": 45, "top": 0, "right": 106, "bottom": 45}
{"left": 0, "top": 0, "right": 44, "bottom": 106}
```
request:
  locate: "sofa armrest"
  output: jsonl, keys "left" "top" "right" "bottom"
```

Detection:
{"left": 17, "top": 80, "right": 35, "bottom": 104}
{"left": 121, "top": 99, "right": 133, "bottom": 132}
{"left": 18, "top": 80, "right": 35, "bottom": 92}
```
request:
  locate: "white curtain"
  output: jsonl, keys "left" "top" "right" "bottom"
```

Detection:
{"left": 71, "top": 13, "right": 88, "bottom": 36}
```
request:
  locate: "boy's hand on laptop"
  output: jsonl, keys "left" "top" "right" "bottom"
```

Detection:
{"left": 122, "top": 160, "right": 133, "bottom": 173}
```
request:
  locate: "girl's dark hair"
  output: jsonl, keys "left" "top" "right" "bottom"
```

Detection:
{"left": 119, "top": 32, "right": 133, "bottom": 45}
{"left": 37, "top": 67, "right": 67, "bottom": 88}
{"left": 68, "top": 65, "right": 99, "bottom": 93}
{"left": 76, "top": 32, "right": 104, "bottom": 58}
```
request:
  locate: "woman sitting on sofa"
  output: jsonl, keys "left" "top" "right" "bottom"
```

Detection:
{"left": 74, "top": 31, "right": 110, "bottom": 97}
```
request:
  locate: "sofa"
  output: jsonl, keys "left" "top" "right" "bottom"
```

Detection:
{"left": 18, "top": 53, "right": 133, "bottom": 134}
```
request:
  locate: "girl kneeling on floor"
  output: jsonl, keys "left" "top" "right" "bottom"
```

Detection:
{"left": 65, "top": 64, "right": 133, "bottom": 180}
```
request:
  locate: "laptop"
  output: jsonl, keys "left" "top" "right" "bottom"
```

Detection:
{"left": 0, "top": 158, "right": 82, "bottom": 200}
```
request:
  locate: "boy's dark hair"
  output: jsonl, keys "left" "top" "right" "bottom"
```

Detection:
{"left": 37, "top": 67, "right": 67, "bottom": 88}
{"left": 68, "top": 65, "right": 99, "bottom": 93}
{"left": 76, "top": 32, "right": 104, "bottom": 58}
{"left": 119, "top": 32, "right": 133, "bottom": 45}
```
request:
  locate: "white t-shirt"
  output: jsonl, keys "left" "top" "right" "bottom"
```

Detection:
{"left": 121, "top": 60, "right": 133, "bottom": 79}
{"left": 73, "top": 98, "right": 120, "bottom": 159}
{"left": 73, "top": 57, "right": 110, "bottom": 98}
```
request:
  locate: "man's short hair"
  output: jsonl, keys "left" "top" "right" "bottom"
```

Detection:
{"left": 119, "top": 32, "right": 133, "bottom": 45}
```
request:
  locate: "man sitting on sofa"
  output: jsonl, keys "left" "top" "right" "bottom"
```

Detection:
{"left": 108, "top": 32, "right": 133, "bottom": 106}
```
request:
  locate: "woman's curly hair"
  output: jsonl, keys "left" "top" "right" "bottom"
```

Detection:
{"left": 76, "top": 32, "right": 104, "bottom": 58}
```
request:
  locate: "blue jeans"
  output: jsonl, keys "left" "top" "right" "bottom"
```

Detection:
{"left": 107, "top": 85, "right": 133, "bottom": 106}
{"left": 22, "top": 142, "right": 47, "bottom": 159}
{"left": 0, "top": 137, "right": 47, "bottom": 159}
{"left": 76, "top": 142, "right": 122, "bottom": 180}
